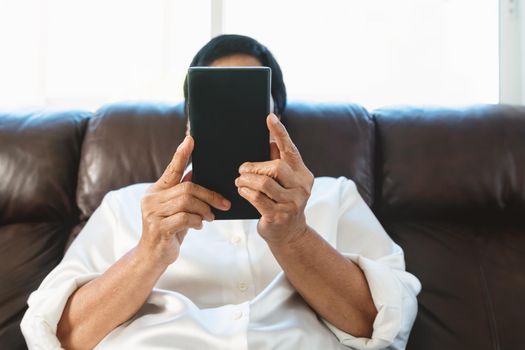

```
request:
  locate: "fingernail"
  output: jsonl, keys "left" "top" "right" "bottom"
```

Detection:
{"left": 270, "top": 113, "right": 279, "bottom": 125}
{"left": 222, "top": 199, "right": 231, "bottom": 209}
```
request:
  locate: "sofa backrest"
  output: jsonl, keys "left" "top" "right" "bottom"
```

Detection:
{"left": 70, "top": 101, "right": 376, "bottom": 244}
{"left": 373, "top": 105, "right": 525, "bottom": 350}
{"left": 282, "top": 102, "right": 375, "bottom": 205}
{"left": 0, "top": 109, "right": 89, "bottom": 349}
{"left": 1, "top": 102, "right": 524, "bottom": 350}
{"left": 373, "top": 105, "right": 525, "bottom": 220}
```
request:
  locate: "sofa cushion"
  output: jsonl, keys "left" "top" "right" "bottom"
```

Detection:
{"left": 76, "top": 102, "right": 187, "bottom": 221}
{"left": 283, "top": 102, "right": 375, "bottom": 205}
{"left": 373, "top": 105, "right": 525, "bottom": 220}
{"left": 0, "top": 109, "right": 89, "bottom": 349}
{"left": 0, "top": 110, "right": 89, "bottom": 223}
{"left": 373, "top": 105, "right": 525, "bottom": 350}
{"left": 386, "top": 219, "right": 525, "bottom": 350}
{"left": 76, "top": 101, "right": 376, "bottom": 225}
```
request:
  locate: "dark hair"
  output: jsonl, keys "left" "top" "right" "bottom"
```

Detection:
{"left": 183, "top": 34, "right": 287, "bottom": 116}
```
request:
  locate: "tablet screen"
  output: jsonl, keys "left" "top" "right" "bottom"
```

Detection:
{"left": 188, "top": 67, "right": 271, "bottom": 219}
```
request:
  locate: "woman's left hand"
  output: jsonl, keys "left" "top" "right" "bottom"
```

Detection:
{"left": 235, "top": 113, "right": 314, "bottom": 246}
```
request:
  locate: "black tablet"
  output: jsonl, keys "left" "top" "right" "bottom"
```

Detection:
{"left": 187, "top": 66, "right": 271, "bottom": 220}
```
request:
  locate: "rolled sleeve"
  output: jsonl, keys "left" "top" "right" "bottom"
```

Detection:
{"left": 322, "top": 179, "right": 421, "bottom": 349}
{"left": 21, "top": 273, "right": 102, "bottom": 350}
{"left": 322, "top": 252, "right": 420, "bottom": 350}
{"left": 21, "top": 192, "right": 119, "bottom": 349}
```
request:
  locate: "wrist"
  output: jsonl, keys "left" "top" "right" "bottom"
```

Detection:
{"left": 265, "top": 224, "right": 311, "bottom": 251}
{"left": 134, "top": 242, "right": 172, "bottom": 274}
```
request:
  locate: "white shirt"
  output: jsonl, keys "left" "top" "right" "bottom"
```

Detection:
{"left": 21, "top": 176, "right": 421, "bottom": 350}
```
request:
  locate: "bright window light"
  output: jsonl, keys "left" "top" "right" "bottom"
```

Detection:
{"left": 0, "top": 0, "right": 211, "bottom": 110}
{"left": 0, "top": 0, "right": 500, "bottom": 110}
{"left": 223, "top": 0, "right": 499, "bottom": 109}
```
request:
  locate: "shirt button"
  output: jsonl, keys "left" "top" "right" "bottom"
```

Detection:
{"left": 230, "top": 235, "right": 242, "bottom": 245}
{"left": 233, "top": 310, "right": 243, "bottom": 320}
{"left": 237, "top": 281, "right": 248, "bottom": 292}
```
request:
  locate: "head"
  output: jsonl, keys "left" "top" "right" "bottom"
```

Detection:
{"left": 183, "top": 34, "right": 287, "bottom": 123}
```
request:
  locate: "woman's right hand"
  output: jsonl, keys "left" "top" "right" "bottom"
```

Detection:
{"left": 137, "top": 135, "right": 231, "bottom": 267}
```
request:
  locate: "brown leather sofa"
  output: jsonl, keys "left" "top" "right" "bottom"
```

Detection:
{"left": 1, "top": 101, "right": 524, "bottom": 349}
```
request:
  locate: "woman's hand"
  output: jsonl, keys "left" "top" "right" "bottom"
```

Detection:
{"left": 235, "top": 113, "right": 314, "bottom": 246}
{"left": 138, "top": 136, "right": 231, "bottom": 267}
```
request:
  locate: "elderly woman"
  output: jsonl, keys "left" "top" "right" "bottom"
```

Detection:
{"left": 22, "top": 34, "right": 420, "bottom": 350}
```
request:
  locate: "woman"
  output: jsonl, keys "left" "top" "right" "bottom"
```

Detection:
{"left": 22, "top": 34, "right": 420, "bottom": 350}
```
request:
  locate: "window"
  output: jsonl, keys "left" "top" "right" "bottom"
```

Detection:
{"left": 223, "top": 0, "right": 500, "bottom": 109}
{"left": 0, "top": 0, "right": 211, "bottom": 110}
{"left": 0, "top": 0, "right": 513, "bottom": 111}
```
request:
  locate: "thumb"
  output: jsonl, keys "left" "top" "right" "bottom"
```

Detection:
{"left": 269, "top": 142, "right": 280, "bottom": 160}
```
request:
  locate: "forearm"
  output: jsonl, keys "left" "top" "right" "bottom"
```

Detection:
{"left": 268, "top": 226, "right": 377, "bottom": 338}
{"left": 57, "top": 245, "right": 166, "bottom": 350}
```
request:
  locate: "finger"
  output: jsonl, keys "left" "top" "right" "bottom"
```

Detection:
{"left": 157, "top": 195, "right": 214, "bottom": 222}
{"left": 235, "top": 173, "right": 289, "bottom": 203}
{"left": 154, "top": 136, "right": 194, "bottom": 191}
{"left": 266, "top": 113, "right": 301, "bottom": 163}
{"left": 269, "top": 141, "right": 280, "bottom": 160}
{"left": 159, "top": 181, "right": 231, "bottom": 211}
{"left": 239, "top": 159, "right": 296, "bottom": 188}
{"left": 238, "top": 186, "right": 275, "bottom": 216}
{"left": 160, "top": 212, "right": 203, "bottom": 234}
{"left": 181, "top": 169, "right": 193, "bottom": 182}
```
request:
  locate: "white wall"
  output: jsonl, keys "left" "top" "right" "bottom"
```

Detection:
{"left": 500, "top": 0, "right": 524, "bottom": 104}
{"left": 521, "top": 0, "right": 525, "bottom": 103}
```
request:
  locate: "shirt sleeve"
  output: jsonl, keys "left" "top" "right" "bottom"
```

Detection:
{"left": 20, "top": 191, "right": 119, "bottom": 350}
{"left": 321, "top": 179, "right": 422, "bottom": 350}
